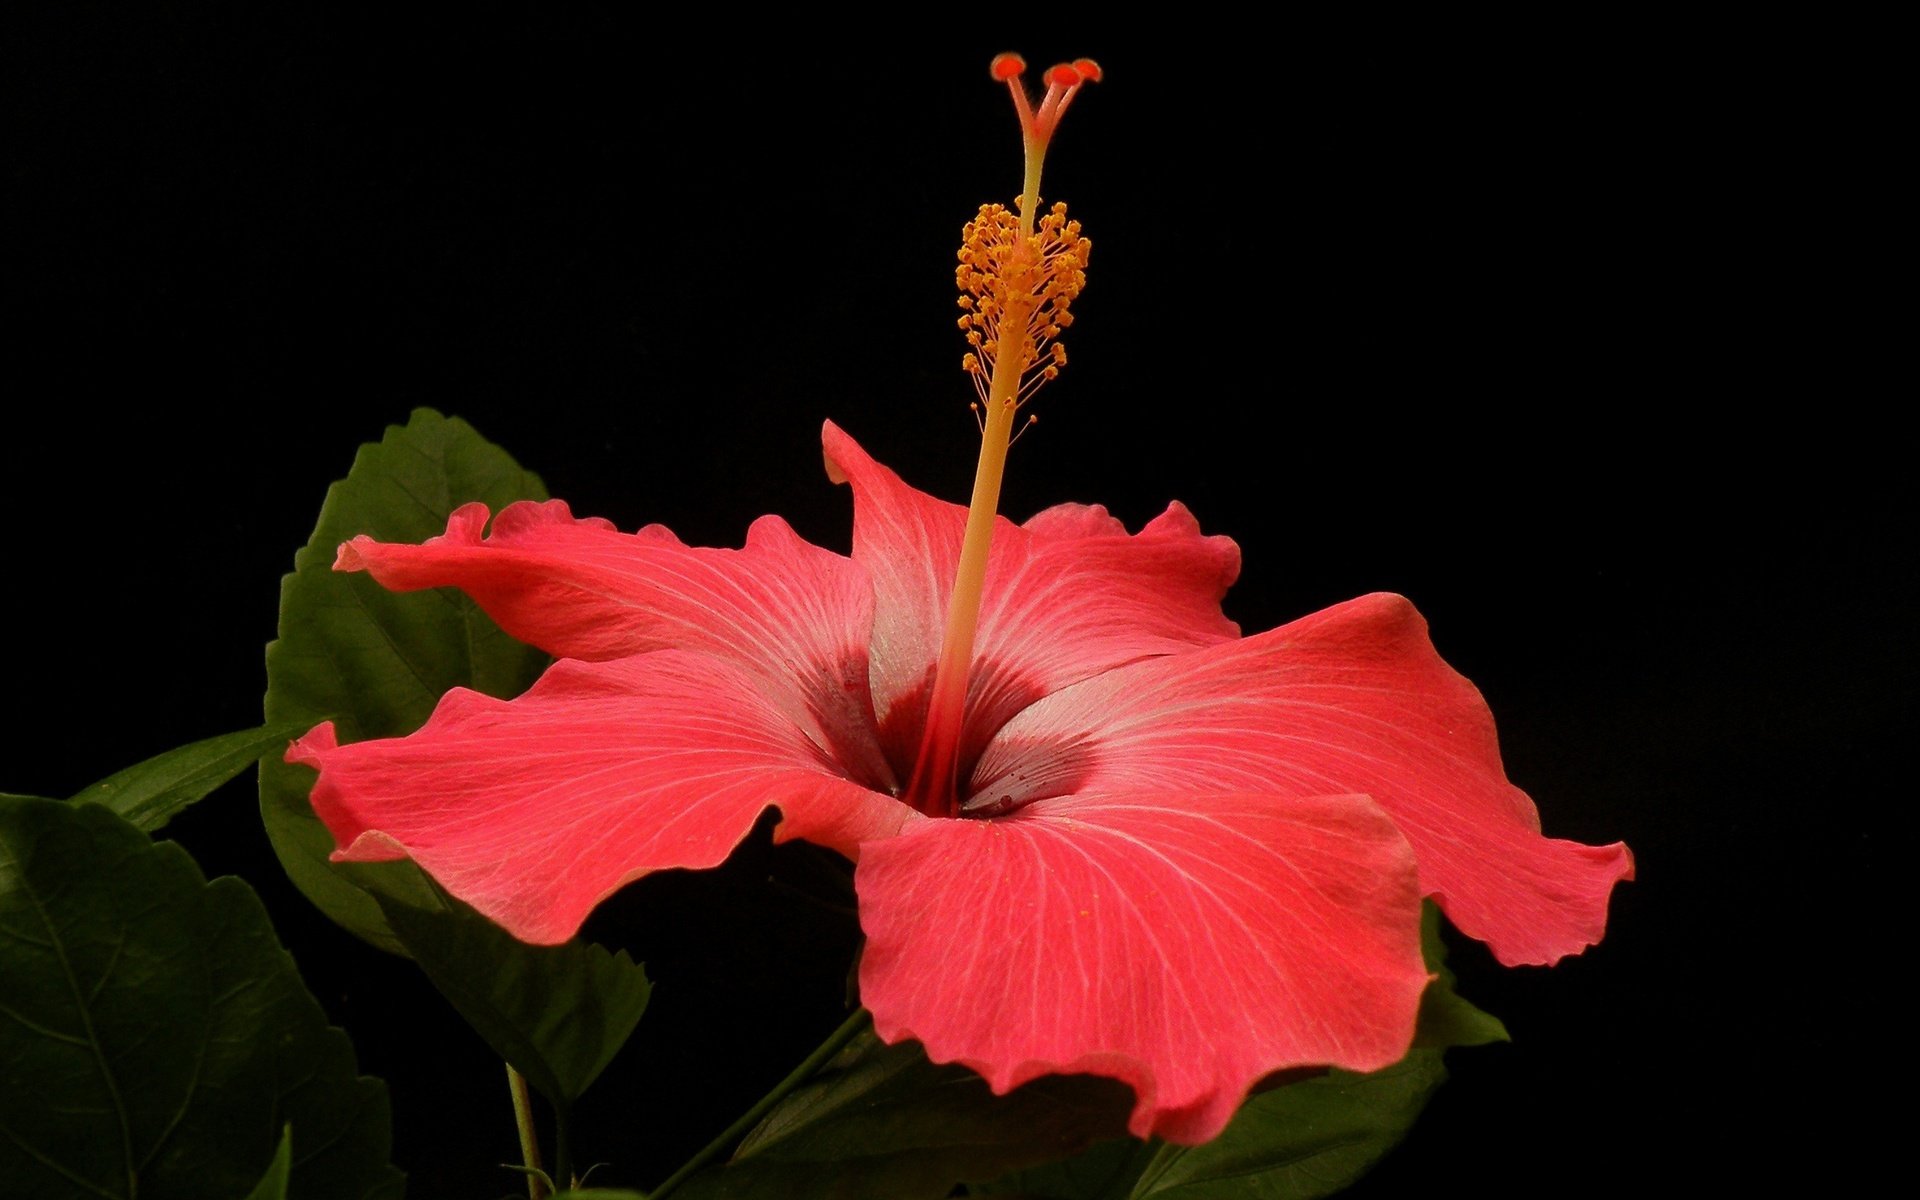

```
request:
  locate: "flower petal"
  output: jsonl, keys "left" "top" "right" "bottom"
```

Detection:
{"left": 972, "top": 593, "right": 1634, "bottom": 967}
{"left": 822, "top": 422, "right": 1240, "bottom": 775}
{"left": 335, "top": 499, "right": 894, "bottom": 790}
{"left": 288, "top": 650, "right": 913, "bottom": 944}
{"left": 855, "top": 790, "right": 1427, "bottom": 1144}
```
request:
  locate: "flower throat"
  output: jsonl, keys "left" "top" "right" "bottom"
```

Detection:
{"left": 900, "top": 53, "right": 1098, "bottom": 819}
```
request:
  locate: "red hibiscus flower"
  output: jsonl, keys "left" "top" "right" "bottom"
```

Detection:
{"left": 288, "top": 421, "right": 1631, "bottom": 1143}
{"left": 287, "top": 55, "right": 1631, "bottom": 1144}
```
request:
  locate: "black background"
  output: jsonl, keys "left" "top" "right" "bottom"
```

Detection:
{"left": 7, "top": 9, "right": 1900, "bottom": 1197}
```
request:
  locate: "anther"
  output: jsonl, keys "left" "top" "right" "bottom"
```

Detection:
{"left": 954, "top": 192, "right": 1090, "bottom": 405}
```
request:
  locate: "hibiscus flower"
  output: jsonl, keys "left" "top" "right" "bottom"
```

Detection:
{"left": 287, "top": 420, "right": 1632, "bottom": 1142}
{"left": 287, "top": 55, "right": 1631, "bottom": 1145}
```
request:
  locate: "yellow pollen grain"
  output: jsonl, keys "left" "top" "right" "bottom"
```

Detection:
{"left": 954, "top": 199, "right": 1091, "bottom": 408}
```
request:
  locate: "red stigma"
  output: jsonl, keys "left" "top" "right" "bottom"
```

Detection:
{"left": 992, "top": 51, "right": 1101, "bottom": 145}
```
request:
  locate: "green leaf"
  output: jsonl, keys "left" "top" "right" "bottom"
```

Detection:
{"left": 241, "top": 1127, "right": 295, "bottom": 1200}
{"left": 68, "top": 722, "right": 311, "bottom": 833}
{"left": 551, "top": 1191, "right": 647, "bottom": 1199}
{"left": 0, "top": 791, "right": 59, "bottom": 802}
{"left": 1123, "top": 1055, "right": 1447, "bottom": 1200}
{"left": 674, "top": 1031, "right": 1134, "bottom": 1200}
{"left": 967, "top": 1138, "right": 1152, "bottom": 1200}
{"left": 365, "top": 878, "right": 650, "bottom": 1108}
{"left": 261, "top": 407, "right": 548, "bottom": 952}
{"left": 975, "top": 902, "right": 1505, "bottom": 1200}
{"left": 0, "top": 796, "right": 402, "bottom": 1200}
{"left": 1412, "top": 901, "right": 1509, "bottom": 1050}
{"left": 974, "top": 1059, "right": 1447, "bottom": 1200}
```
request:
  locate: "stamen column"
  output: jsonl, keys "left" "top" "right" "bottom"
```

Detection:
{"left": 900, "top": 55, "right": 1099, "bottom": 818}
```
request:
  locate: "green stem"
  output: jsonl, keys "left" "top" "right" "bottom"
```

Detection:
{"left": 1108, "top": 1139, "right": 1179, "bottom": 1200}
{"left": 507, "top": 1064, "right": 547, "bottom": 1200}
{"left": 648, "top": 1008, "right": 873, "bottom": 1200}
{"left": 554, "top": 1106, "right": 574, "bottom": 1193}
